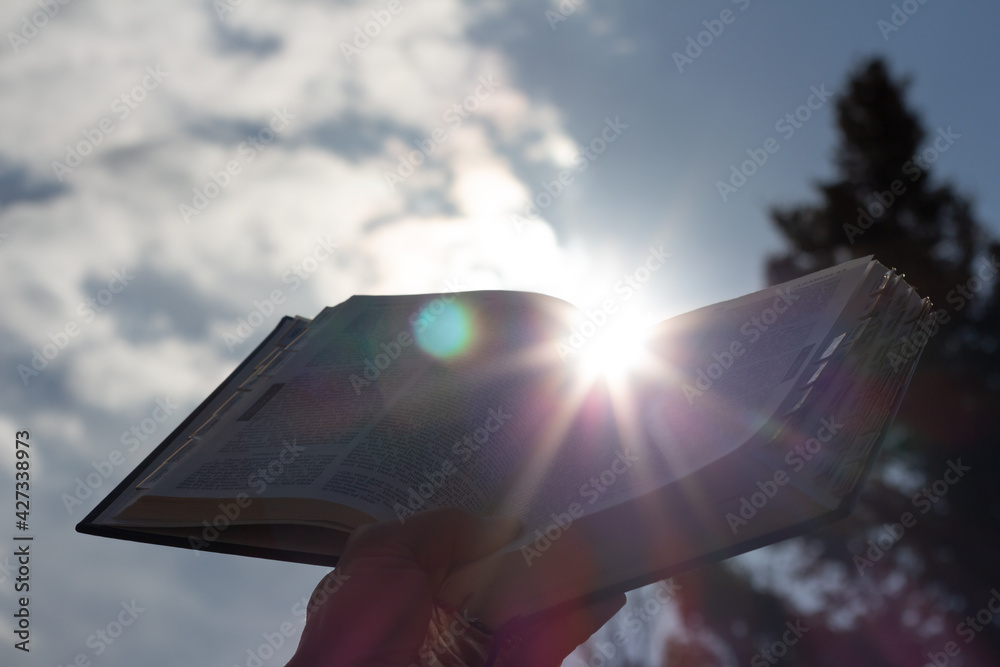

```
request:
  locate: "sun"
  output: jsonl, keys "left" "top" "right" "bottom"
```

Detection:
{"left": 578, "top": 321, "right": 651, "bottom": 381}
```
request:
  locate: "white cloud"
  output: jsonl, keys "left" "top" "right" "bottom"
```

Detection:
{"left": 66, "top": 336, "right": 230, "bottom": 413}
{"left": 0, "top": 1, "right": 587, "bottom": 663}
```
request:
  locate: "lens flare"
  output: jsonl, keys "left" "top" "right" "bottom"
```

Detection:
{"left": 414, "top": 299, "right": 473, "bottom": 359}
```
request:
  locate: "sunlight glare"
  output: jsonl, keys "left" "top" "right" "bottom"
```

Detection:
{"left": 578, "top": 323, "right": 650, "bottom": 381}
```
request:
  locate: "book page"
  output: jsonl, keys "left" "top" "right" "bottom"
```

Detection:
{"left": 93, "top": 315, "right": 312, "bottom": 527}
{"left": 755, "top": 263, "right": 932, "bottom": 507}
{"left": 117, "top": 291, "right": 576, "bottom": 525}
{"left": 491, "top": 257, "right": 874, "bottom": 547}
{"left": 633, "top": 257, "right": 874, "bottom": 492}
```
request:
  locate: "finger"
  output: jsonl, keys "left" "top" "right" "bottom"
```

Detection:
{"left": 505, "top": 593, "right": 627, "bottom": 667}
{"left": 340, "top": 508, "right": 521, "bottom": 575}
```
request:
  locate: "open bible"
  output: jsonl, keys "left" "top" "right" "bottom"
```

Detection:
{"left": 79, "top": 255, "right": 932, "bottom": 627}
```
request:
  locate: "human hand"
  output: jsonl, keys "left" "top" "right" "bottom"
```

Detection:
{"left": 285, "top": 507, "right": 625, "bottom": 666}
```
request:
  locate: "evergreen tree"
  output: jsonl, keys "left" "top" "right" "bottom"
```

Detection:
{"left": 665, "top": 57, "right": 1000, "bottom": 666}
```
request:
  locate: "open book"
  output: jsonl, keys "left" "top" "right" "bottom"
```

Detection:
{"left": 79, "top": 256, "right": 931, "bottom": 628}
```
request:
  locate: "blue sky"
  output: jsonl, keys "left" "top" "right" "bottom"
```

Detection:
{"left": 1, "top": 1, "right": 998, "bottom": 665}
